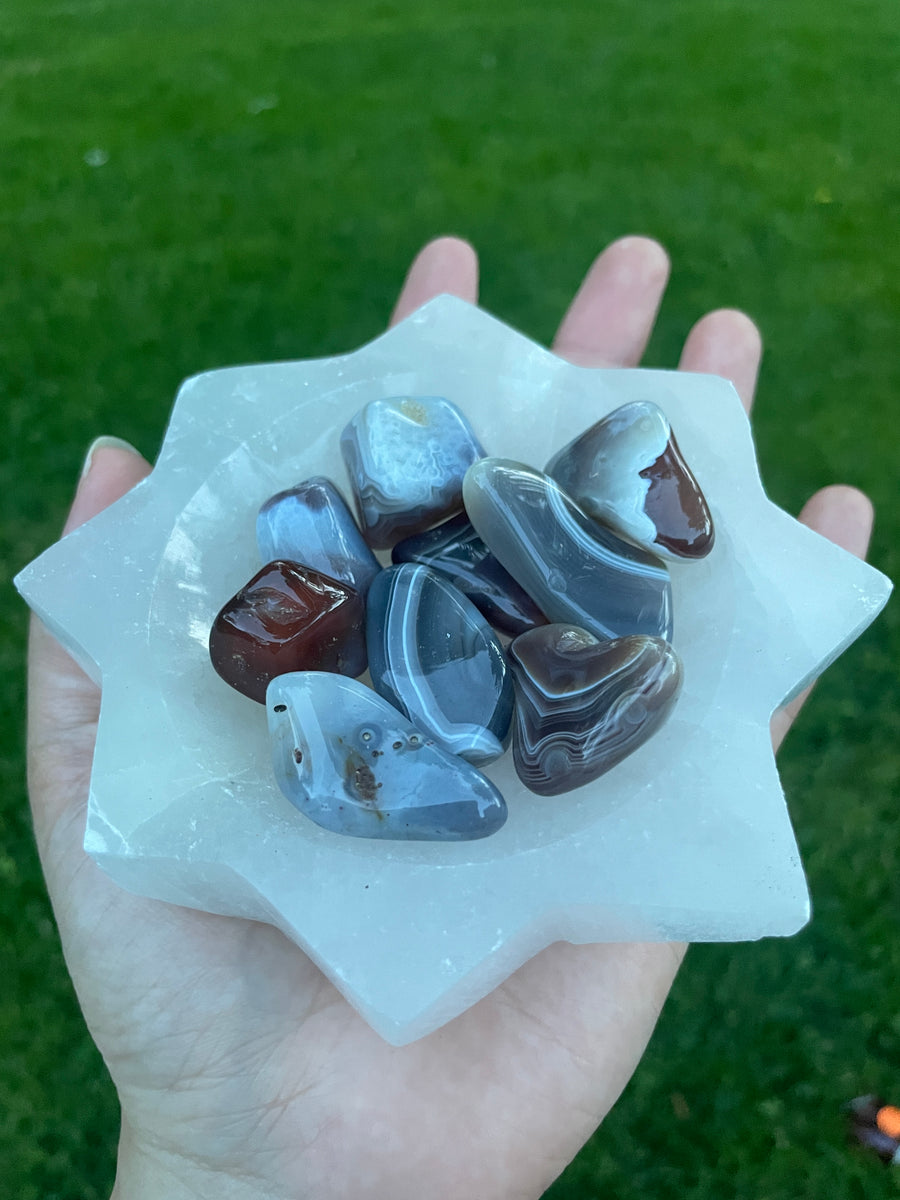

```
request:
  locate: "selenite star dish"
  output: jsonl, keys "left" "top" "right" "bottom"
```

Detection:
{"left": 13, "top": 295, "right": 892, "bottom": 1046}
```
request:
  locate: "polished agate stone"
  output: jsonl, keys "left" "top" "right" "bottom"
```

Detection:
{"left": 508, "top": 624, "right": 683, "bottom": 796}
{"left": 209, "top": 560, "right": 366, "bottom": 703}
{"left": 391, "top": 512, "right": 547, "bottom": 638}
{"left": 464, "top": 458, "right": 673, "bottom": 641}
{"left": 367, "top": 563, "right": 514, "bottom": 766}
{"left": 340, "top": 395, "right": 485, "bottom": 548}
{"left": 257, "top": 476, "right": 381, "bottom": 598}
{"left": 267, "top": 672, "right": 508, "bottom": 840}
{"left": 546, "top": 401, "right": 714, "bottom": 560}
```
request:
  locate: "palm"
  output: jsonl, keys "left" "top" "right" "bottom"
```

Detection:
{"left": 27, "top": 237, "right": 872, "bottom": 1200}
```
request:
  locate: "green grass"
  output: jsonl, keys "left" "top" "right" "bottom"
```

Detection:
{"left": 2, "top": 0, "right": 898, "bottom": 1196}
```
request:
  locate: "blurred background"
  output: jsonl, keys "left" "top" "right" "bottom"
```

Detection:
{"left": 1, "top": 0, "right": 897, "bottom": 1196}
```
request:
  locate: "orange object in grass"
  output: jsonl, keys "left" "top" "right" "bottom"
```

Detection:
{"left": 876, "top": 1105, "right": 900, "bottom": 1140}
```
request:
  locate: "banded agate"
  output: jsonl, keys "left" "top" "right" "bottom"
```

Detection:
{"left": 392, "top": 512, "right": 547, "bottom": 637}
{"left": 546, "top": 401, "right": 714, "bottom": 560}
{"left": 508, "top": 624, "right": 683, "bottom": 796}
{"left": 341, "top": 396, "right": 485, "bottom": 548}
{"left": 463, "top": 458, "right": 674, "bottom": 641}
{"left": 366, "top": 563, "right": 513, "bottom": 766}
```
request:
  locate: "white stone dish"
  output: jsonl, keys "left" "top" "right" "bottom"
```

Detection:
{"left": 14, "top": 295, "right": 892, "bottom": 1045}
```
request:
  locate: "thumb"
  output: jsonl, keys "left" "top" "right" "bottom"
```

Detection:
{"left": 28, "top": 437, "right": 152, "bottom": 857}
{"left": 63, "top": 436, "right": 153, "bottom": 535}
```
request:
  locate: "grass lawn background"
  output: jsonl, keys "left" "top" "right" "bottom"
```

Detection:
{"left": 1, "top": 0, "right": 897, "bottom": 1196}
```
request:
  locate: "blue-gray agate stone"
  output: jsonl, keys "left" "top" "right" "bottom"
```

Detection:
{"left": 267, "top": 672, "right": 507, "bottom": 840}
{"left": 366, "top": 563, "right": 514, "bottom": 766}
{"left": 340, "top": 396, "right": 485, "bottom": 549}
{"left": 546, "top": 401, "right": 714, "bottom": 560}
{"left": 391, "top": 512, "right": 547, "bottom": 638}
{"left": 508, "top": 624, "right": 683, "bottom": 796}
{"left": 463, "top": 458, "right": 674, "bottom": 642}
{"left": 257, "top": 477, "right": 381, "bottom": 598}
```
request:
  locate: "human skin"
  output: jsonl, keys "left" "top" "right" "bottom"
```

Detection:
{"left": 26, "top": 235, "right": 874, "bottom": 1200}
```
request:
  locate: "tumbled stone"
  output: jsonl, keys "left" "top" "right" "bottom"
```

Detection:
{"left": 267, "top": 672, "right": 508, "bottom": 840}
{"left": 391, "top": 512, "right": 548, "bottom": 638}
{"left": 340, "top": 395, "right": 485, "bottom": 548}
{"left": 367, "top": 563, "right": 514, "bottom": 765}
{"left": 508, "top": 624, "right": 683, "bottom": 796}
{"left": 546, "top": 401, "right": 714, "bottom": 559}
{"left": 209, "top": 560, "right": 366, "bottom": 703}
{"left": 257, "top": 476, "right": 381, "bottom": 598}
{"left": 464, "top": 458, "right": 673, "bottom": 641}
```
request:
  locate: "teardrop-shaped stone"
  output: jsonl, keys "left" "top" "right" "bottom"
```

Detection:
{"left": 546, "top": 401, "right": 714, "bottom": 559}
{"left": 463, "top": 458, "right": 673, "bottom": 641}
{"left": 366, "top": 563, "right": 514, "bottom": 765}
{"left": 508, "top": 624, "right": 683, "bottom": 796}
{"left": 391, "top": 512, "right": 547, "bottom": 637}
{"left": 340, "top": 396, "right": 485, "bottom": 548}
{"left": 209, "top": 560, "right": 366, "bottom": 703}
{"left": 267, "top": 672, "right": 508, "bottom": 840}
{"left": 257, "top": 477, "right": 381, "bottom": 598}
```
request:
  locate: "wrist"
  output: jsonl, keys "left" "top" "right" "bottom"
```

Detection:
{"left": 111, "top": 1119, "right": 295, "bottom": 1200}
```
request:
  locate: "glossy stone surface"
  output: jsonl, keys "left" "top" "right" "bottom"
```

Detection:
{"left": 546, "top": 401, "right": 714, "bottom": 560}
{"left": 267, "top": 672, "right": 508, "bottom": 840}
{"left": 391, "top": 512, "right": 548, "bottom": 637}
{"left": 464, "top": 458, "right": 674, "bottom": 641}
{"left": 257, "top": 476, "right": 381, "bottom": 598}
{"left": 209, "top": 560, "right": 366, "bottom": 702}
{"left": 508, "top": 624, "right": 683, "bottom": 796}
{"left": 367, "top": 563, "right": 514, "bottom": 765}
{"left": 341, "top": 395, "right": 485, "bottom": 548}
{"left": 14, "top": 294, "right": 892, "bottom": 1046}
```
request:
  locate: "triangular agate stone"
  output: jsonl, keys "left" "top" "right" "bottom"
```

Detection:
{"left": 546, "top": 400, "right": 715, "bottom": 559}
{"left": 508, "top": 624, "right": 683, "bottom": 796}
{"left": 267, "top": 672, "right": 508, "bottom": 841}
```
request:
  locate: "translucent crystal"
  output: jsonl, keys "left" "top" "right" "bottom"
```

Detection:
{"left": 13, "top": 295, "right": 892, "bottom": 1046}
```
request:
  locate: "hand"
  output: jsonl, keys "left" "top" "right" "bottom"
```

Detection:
{"left": 27, "top": 236, "right": 874, "bottom": 1200}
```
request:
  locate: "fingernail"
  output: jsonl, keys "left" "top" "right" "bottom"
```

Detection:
{"left": 81, "top": 435, "right": 140, "bottom": 480}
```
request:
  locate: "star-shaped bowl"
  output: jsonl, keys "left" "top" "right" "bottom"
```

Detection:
{"left": 15, "top": 296, "right": 892, "bottom": 1044}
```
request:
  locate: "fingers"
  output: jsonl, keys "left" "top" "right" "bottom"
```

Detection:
{"left": 552, "top": 236, "right": 670, "bottom": 368}
{"left": 770, "top": 485, "right": 874, "bottom": 750}
{"left": 795, "top": 483, "right": 874, "bottom": 556}
{"left": 390, "top": 236, "right": 479, "bottom": 326}
{"left": 678, "top": 308, "right": 762, "bottom": 413}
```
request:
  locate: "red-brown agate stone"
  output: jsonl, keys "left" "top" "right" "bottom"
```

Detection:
{"left": 640, "top": 431, "right": 714, "bottom": 558}
{"left": 209, "top": 560, "right": 366, "bottom": 703}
